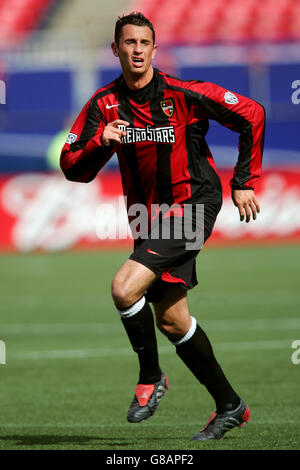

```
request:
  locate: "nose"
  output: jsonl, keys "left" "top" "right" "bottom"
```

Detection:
{"left": 134, "top": 41, "right": 143, "bottom": 54}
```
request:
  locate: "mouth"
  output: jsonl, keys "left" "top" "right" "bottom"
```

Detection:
{"left": 132, "top": 57, "right": 144, "bottom": 67}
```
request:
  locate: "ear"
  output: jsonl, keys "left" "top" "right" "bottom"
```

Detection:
{"left": 111, "top": 42, "right": 119, "bottom": 57}
{"left": 152, "top": 44, "right": 158, "bottom": 60}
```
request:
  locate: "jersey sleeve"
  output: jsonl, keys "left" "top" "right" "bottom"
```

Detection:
{"left": 186, "top": 81, "right": 266, "bottom": 190}
{"left": 60, "top": 96, "right": 114, "bottom": 182}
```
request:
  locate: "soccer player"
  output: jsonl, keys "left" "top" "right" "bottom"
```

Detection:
{"left": 60, "top": 12, "right": 265, "bottom": 440}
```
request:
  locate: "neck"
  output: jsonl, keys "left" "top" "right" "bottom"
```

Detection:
{"left": 123, "top": 67, "right": 154, "bottom": 90}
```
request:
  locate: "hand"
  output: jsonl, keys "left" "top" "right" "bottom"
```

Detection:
{"left": 101, "top": 119, "right": 129, "bottom": 147}
{"left": 231, "top": 189, "right": 260, "bottom": 223}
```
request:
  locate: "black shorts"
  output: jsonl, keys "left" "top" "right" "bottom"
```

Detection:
{"left": 129, "top": 202, "right": 221, "bottom": 303}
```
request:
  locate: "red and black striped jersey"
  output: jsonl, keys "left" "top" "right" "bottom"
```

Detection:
{"left": 60, "top": 69, "right": 265, "bottom": 214}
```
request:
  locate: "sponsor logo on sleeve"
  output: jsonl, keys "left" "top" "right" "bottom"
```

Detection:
{"left": 66, "top": 133, "right": 78, "bottom": 144}
{"left": 224, "top": 91, "right": 239, "bottom": 105}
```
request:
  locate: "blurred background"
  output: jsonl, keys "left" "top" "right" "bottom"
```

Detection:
{"left": 0, "top": 0, "right": 300, "bottom": 451}
{"left": 0, "top": 0, "right": 299, "bottom": 251}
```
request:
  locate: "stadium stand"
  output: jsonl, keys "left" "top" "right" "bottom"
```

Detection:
{"left": 3, "top": 0, "right": 299, "bottom": 52}
{"left": 0, "top": 0, "right": 299, "bottom": 174}
{"left": 130, "top": 0, "right": 300, "bottom": 43}
{"left": 0, "top": 0, "right": 55, "bottom": 48}
{"left": 43, "top": 0, "right": 130, "bottom": 50}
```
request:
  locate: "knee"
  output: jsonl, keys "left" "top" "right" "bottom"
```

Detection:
{"left": 156, "top": 317, "right": 187, "bottom": 339}
{"left": 155, "top": 309, "right": 194, "bottom": 342}
{"left": 111, "top": 275, "right": 137, "bottom": 309}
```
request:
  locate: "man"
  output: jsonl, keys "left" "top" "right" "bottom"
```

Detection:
{"left": 60, "top": 12, "right": 265, "bottom": 441}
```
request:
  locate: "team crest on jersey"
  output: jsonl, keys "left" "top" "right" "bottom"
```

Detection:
{"left": 160, "top": 99, "right": 174, "bottom": 117}
{"left": 224, "top": 91, "right": 239, "bottom": 105}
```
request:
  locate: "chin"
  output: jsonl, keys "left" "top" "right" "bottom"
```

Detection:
{"left": 131, "top": 65, "right": 146, "bottom": 73}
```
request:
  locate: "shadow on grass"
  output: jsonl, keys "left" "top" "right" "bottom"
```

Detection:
{"left": 0, "top": 434, "right": 132, "bottom": 447}
{"left": 0, "top": 434, "right": 178, "bottom": 448}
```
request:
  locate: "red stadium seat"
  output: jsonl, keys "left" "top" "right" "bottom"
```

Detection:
{"left": 0, "top": 0, "right": 53, "bottom": 48}
{"left": 130, "top": 0, "right": 160, "bottom": 20}
{"left": 289, "top": 3, "right": 300, "bottom": 39}
{"left": 130, "top": 0, "right": 298, "bottom": 43}
{"left": 251, "top": 0, "right": 293, "bottom": 41}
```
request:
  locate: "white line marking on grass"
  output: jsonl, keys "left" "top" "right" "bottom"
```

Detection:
{"left": 10, "top": 339, "right": 292, "bottom": 361}
{"left": 1, "top": 290, "right": 299, "bottom": 305}
{"left": 215, "top": 339, "right": 292, "bottom": 351}
{"left": 12, "top": 347, "right": 135, "bottom": 360}
{"left": 1, "top": 318, "right": 299, "bottom": 335}
{"left": 0, "top": 323, "right": 123, "bottom": 335}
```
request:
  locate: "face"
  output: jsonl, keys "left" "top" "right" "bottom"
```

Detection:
{"left": 112, "top": 24, "right": 157, "bottom": 79}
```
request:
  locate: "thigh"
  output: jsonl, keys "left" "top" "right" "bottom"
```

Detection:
{"left": 112, "top": 258, "right": 158, "bottom": 305}
{"left": 146, "top": 256, "right": 197, "bottom": 304}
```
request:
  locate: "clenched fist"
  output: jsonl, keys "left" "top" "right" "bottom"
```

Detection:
{"left": 101, "top": 120, "right": 129, "bottom": 147}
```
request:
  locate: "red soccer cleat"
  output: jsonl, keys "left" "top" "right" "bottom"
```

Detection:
{"left": 127, "top": 373, "right": 169, "bottom": 423}
{"left": 192, "top": 400, "right": 250, "bottom": 440}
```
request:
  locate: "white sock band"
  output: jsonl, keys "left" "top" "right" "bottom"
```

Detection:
{"left": 173, "top": 316, "right": 197, "bottom": 347}
{"left": 117, "top": 296, "right": 146, "bottom": 318}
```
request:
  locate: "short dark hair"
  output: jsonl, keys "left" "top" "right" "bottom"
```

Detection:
{"left": 114, "top": 12, "right": 155, "bottom": 45}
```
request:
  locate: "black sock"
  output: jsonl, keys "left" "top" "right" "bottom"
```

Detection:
{"left": 175, "top": 324, "right": 240, "bottom": 413}
{"left": 119, "top": 298, "right": 161, "bottom": 385}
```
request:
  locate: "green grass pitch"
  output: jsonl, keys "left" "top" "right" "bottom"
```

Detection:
{"left": 0, "top": 245, "right": 299, "bottom": 450}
